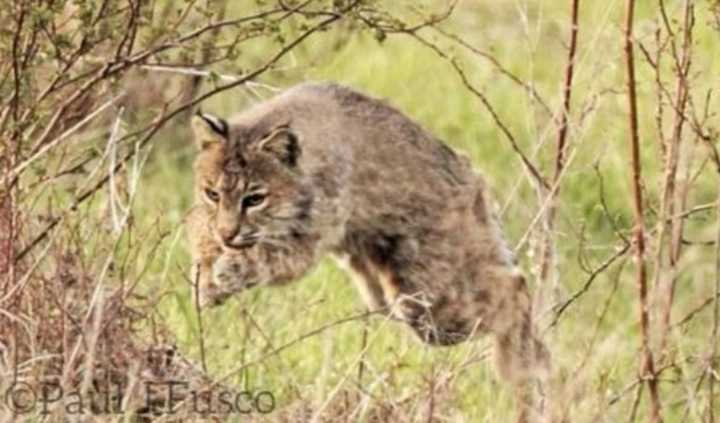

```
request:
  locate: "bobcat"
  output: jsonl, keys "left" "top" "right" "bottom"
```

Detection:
{"left": 186, "top": 82, "right": 549, "bottom": 419}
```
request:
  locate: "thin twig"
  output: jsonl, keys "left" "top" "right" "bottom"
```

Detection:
{"left": 431, "top": 26, "right": 553, "bottom": 116}
{"left": 554, "top": 0, "right": 581, "bottom": 183}
{"left": 192, "top": 268, "right": 208, "bottom": 374}
{"left": 408, "top": 32, "right": 550, "bottom": 192}
{"left": 537, "top": 0, "right": 581, "bottom": 314}
{"left": 624, "top": 0, "right": 664, "bottom": 420}
{"left": 549, "top": 243, "right": 630, "bottom": 328}
{"left": 654, "top": 0, "right": 695, "bottom": 353}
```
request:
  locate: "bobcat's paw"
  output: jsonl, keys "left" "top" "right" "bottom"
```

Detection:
{"left": 213, "top": 254, "right": 244, "bottom": 287}
{"left": 208, "top": 254, "right": 259, "bottom": 303}
{"left": 198, "top": 283, "right": 231, "bottom": 308}
{"left": 190, "top": 262, "right": 228, "bottom": 308}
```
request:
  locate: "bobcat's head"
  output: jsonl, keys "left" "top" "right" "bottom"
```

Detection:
{"left": 191, "top": 112, "right": 313, "bottom": 252}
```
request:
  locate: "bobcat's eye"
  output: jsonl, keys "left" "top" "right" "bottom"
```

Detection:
{"left": 205, "top": 188, "right": 220, "bottom": 203}
{"left": 242, "top": 193, "right": 267, "bottom": 209}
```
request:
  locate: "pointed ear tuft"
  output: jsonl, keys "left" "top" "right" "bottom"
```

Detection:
{"left": 191, "top": 112, "right": 228, "bottom": 149}
{"left": 257, "top": 126, "right": 301, "bottom": 167}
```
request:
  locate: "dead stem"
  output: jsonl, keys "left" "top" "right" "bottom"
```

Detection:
{"left": 624, "top": 0, "right": 664, "bottom": 420}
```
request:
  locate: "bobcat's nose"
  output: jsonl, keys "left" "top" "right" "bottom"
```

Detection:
{"left": 218, "top": 225, "right": 240, "bottom": 246}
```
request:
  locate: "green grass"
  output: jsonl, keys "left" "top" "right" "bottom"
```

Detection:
{"left": 122, "top": 1, "right": 720, "bottom": 421}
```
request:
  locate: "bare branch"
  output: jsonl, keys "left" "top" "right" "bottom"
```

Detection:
{"left": 624, "top": 0, "right": 664, "bottom": 419}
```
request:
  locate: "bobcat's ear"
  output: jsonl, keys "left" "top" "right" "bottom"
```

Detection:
{"left": 192, "top": 111, "right": 229, "bottom": 149}
{"left": 257, "top": 125, "right": 301, "bottom": 167}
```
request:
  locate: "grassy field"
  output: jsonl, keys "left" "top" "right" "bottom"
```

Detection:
{"left": 127, "top": 1, "right": 720, "bottom": 421}
{"left": 4, "top": 0, "right": 720, "bottom": 421}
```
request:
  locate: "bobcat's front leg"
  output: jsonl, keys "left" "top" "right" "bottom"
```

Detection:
{"left": 187, "top": 206, "right": 224, "bottom": 307}
{"left": 203, "top": 237, "right": 321, "bottom": 307}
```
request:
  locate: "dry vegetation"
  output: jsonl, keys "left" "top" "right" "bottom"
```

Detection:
{"left": 1, "top": 0, "right": 719, "bottom": 421}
